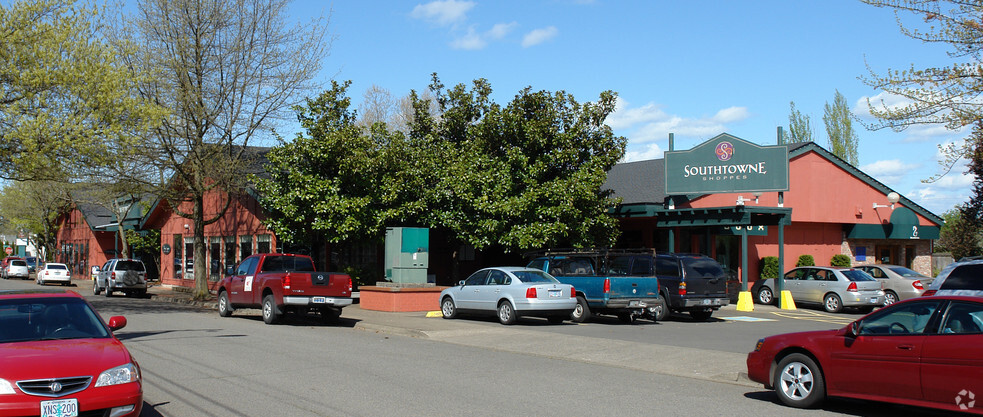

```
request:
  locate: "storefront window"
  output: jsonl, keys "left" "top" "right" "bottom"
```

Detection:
{"left": 224, "top": 236, "right": 236, "bottom": 272}
{"left": 209, "top": 237, "right": 221, "bottom": 281}
{"left": 257, "top": 234, "right": 271, "bottom": 254}
{"left": 173, "top": 234, "right": 183, "bottom": 280}
{"left": 240, "top": 235, "right": 252, "bottom": 259}
{"left": 185, "top": 241, "right": 194, "bottom": 279}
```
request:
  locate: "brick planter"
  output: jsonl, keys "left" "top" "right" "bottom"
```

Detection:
{"left": 358, "top": 285, "right": 449, "bottom": 312}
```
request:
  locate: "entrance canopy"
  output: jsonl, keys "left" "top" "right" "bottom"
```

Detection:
{"left": 611, "top": 204, "right": 792, "bottom": 228}
{"left": 844, "top": 207, "right": 940, "bottom": 240}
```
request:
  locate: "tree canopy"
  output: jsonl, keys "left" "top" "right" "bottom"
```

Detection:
{"left": 824, "top": 90, "right": 861, "bottom": 166}
{"left": 256, "top": 76, "right": 626, "bottom": 255}
{"left": 781, "top": 101, "right": 814, "bottom": 144}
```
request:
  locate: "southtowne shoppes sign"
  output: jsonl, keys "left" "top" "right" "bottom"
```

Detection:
{"left": 665, "top": 133, "right": 789, "bottom": 195}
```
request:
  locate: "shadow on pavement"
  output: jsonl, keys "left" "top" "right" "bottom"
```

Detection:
{"left": 742, "top": 390, "right": 966, "bottom": 416}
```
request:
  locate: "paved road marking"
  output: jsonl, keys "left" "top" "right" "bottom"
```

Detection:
{"left": 719, "top": 316, "right": 777, "bottom": 322}
{"left": 771, "top": 310, "right": 855, "bottom": 325}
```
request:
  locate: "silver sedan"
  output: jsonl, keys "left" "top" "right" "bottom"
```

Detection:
{"left": 440, "top": 267, "right": 577, "bottom": 325}
{"left": 751, "top": 266, "right": 884, "bottom": 313}
{"left": 856, "top": 264, "right": 933, "bottom": 305}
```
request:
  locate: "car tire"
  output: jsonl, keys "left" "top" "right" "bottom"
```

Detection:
{"left": 497, "top": 300, "right": 517, "bottom": 325}
{"left": 653, "top": 293, "right": 669, "bottom": 321}
{"left": 440, "top": 297, "right": 457, "bottom": 319}
{"left": 823, "top": 293, "right": 842, "bottom": 313}
{"left": 774, "top": 353, "right": 826, "bottom": 408}
{"left": 262, "top": 294, "right": 280, "bottom": 324}
{"left": 93, "top": 280, "right": 101, "bottom": 295}
{"left": 689, "top": 309, "right": 713, "bottom": 321}
{"left": 883, "top": 290, "right": 899, "bottom": 306}
{"left": 571, "top": 295, "right": 591, "bottom": 323}
{"left": 103, "top": 283, "right": 113, "bottom": 297}
{"left": 218, "top": 291, "right": 233, "bottom": 317}
{"left": 757, "top": 286, "right": 774, "bottom": 305}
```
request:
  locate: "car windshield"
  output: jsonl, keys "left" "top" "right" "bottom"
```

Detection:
{"left": 512, "top": 270, "right": 558, "bottom": 283}
{"left": 841, "top": 270, "right": 875, "bottom": 282}
{"left": 115, "top": 261, "right": 145, "bottom": 272}
{"left": 0, "top": 297, "right": 110, "bottom": 343}
{"left": 886, "top": 266, "right": 927, "bottom": 278}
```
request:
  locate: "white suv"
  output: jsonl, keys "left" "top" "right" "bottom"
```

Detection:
{"left": 93, "top": 258, "right": 148, "bottom": 297}
{"left": 3, "top": 259, "right": 29, "bottom": 280}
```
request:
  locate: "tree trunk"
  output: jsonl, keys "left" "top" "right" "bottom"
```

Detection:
{"left": 193, "top": 196, "right": 209, "bottom": 299}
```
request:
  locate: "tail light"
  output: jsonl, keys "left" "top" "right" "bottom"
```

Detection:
{"left": 912, "top": 280, "right": 924, "bottom": 290}
{"left": 283, "top": 274, "right": 291, "bottom": 290}
{"left": 111, "top": 272, "right": 116, "bottom": 280}
{"left": 603, "top": 278, "right": 610, "bottom": 293}
{"left": 348, "top": 277, "right": 353, "bottom": 292}
{"left": 526, "top": 287, "right": 538, "bottom": 298}
{"left": 678, "top": 282, "right": 687, "bottom": 296}
{"left": 922, "top": 289, "right": 937, "bottom": 296}
{"left": 570, "top": 286, "right": 576, "bottom": 298}
{"left": 847, "top": 282, "right": 858, "bottom": 292}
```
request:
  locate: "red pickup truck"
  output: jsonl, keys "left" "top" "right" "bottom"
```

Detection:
{"left": 217, "top": 253, "right": 353, "bottom": 324}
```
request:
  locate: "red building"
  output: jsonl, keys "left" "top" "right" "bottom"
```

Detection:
{"left": 54, "top": 199, "right": 146, "bottom": 278}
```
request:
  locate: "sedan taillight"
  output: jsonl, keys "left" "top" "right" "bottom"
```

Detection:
{"left": 570, "top": 286, "right": 576, "bottom": 298}
{"left": 912, "top": 280, "right": 924, "bottom": 290}
{"left": 847, "top": 282, "right": 858, "bottom": 292}
{"left": 526, "top": 287, "right": 537, "bottom": 298}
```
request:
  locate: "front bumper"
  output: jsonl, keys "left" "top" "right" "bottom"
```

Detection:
{"left": 746, "top": 349, "right": 773, "bottom": 388}
{"left": 0, "top": 382, "right": 143, "bottom": 417}
{"left": 283, "top": 296, "right": 353, "bottom": 307}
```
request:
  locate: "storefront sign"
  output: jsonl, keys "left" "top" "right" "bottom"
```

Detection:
{"left": 665, "top": 133, "right": 789, "bottom": 194}
{"left": 718, "top": 225, "right": 769, "bottom": 236}
{"left": 161, "top": 244, "right": 171, "bottom": 255}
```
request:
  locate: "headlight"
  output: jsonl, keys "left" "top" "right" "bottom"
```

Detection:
{"left": 95, "top": 363, "right": 140, "bottom": 387}
{"left": 0, "top": 378, "right": 15, "bottom": 394}
{"left": 754, "top": 338, "right": 765, "bottom": 352}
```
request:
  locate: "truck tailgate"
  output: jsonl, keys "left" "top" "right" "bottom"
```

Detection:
{"left": 608, "top": 277, "right": 660, "bottom": 299}
{"left": 294, "top": 272, "right": 351, "bottom": 297}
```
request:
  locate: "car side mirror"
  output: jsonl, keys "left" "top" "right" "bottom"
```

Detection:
{"left": 226, "top": 266, "right": 235, "bottom": 275}
{"left": 458, "top": 280, "right": 466, "bottom": 287}
{"left": 845, "top": 321, "right": 859, "bottom": 338}
{"left": 107, "top": 316, "right": 127, "bottom": 331}
{"left": 92, "top": 266, "right": 100, "bottom": 274}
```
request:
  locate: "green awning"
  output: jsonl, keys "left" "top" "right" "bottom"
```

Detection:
{"left": 844, "top": 207, "right": 940, "bottom": 240}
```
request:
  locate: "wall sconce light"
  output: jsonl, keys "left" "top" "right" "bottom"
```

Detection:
{"left": 184, "top": 224, "right": 190, "bottom": 230}
{"left": 737, "top": 192, "right": 763, "bottom": 206}
{"left": 873, "top": 192, "right": 901, "bottom": 210}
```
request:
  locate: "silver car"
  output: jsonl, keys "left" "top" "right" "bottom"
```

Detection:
{"left": 4, "top": 259, "right": 29, "bottom": 280}
{"left": 752, "top": 266, "right": 885, "bottom": 313}
{"left": 440, "top": 267, "right": 577, "bottom": 325}
{"left": 925, "top": 259, "right": 983, "bottom": 297}
{"left": 856, "top": 264, "right": 933, "bottom": 305}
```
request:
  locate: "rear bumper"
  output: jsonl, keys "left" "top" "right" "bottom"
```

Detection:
{"left": 514, "top": 299, "right": 577, "bottom": 316}
{"left": 841, "top": 292, "right": 884, "bottom": 306}
{"left": 680, "top": 296, "right": 730, "bottom": 309}
{"left": 603, "top": 297, "right": 663, "bottom": 310}
{"left": 283, "top": 296, "right": 353, "bottom": 307}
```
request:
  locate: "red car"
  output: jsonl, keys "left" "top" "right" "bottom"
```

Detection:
{"left": 0, "top": 289, "right": 142, "bottom": 417}
{"left": 747, "top": 295, "right": 983, "bottom": 414}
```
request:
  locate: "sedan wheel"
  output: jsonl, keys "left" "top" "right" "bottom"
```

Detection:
{"left": 757, "top": 287, "right": 773, "bottom": 305}
{"left": 440, "top": 297, "right": 457, "bottom": 319}
{"left": 883, "top": 291, "right": 899, "bottom": 306}
{"left": 775, "top": 353, "right": 826, "bottom": 408}
{"left": 823, "top": 293, "right": 842, "bottom": 313}
{"left": 497, "top": 301, "right": 517, "bottom": 325}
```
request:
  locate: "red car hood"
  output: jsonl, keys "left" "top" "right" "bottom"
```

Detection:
{"left": 0, "top": 338, "right": 131, "bottom": 381}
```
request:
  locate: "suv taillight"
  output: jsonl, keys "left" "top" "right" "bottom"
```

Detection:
{"left": 111, "top": 271, "right": 116, "bottom": 280}
{"left": 526, "top": 287, "right": 538, "bottom": 298}
{"left": 847, "top": 282, "right": 858, "bottom": 292}
{"left": 912, "top": 280, "right": 924, "bottom": 290}
{"left": 678, "top": 282, "right": 687, "bottom": 296}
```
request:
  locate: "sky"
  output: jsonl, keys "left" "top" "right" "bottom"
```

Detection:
{"left": 288, "top": 0, "right": 972, "bottom": 216}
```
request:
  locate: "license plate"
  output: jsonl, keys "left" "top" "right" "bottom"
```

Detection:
{"left": 629, "top": 300, "right": 641, "bottom": 307}
{"left": 870, "top": 297, "right": 878, "bottom": 303}
{"left": 548, "top": 290, "right": 562, "bottom": 298}
{"left": 312, "top": 297, "right": 327, "bottom": 304}
{"left": 41, "top": 399, "right": 78, "bottom": 417}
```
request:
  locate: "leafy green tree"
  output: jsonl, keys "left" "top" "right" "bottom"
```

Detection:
{"left": 823, "top": 90, "right": 860, "bottom": 165}
{"left": 935, "top": 206, "right": 980, "bottom": 257}
{"left": 781, "top": 101, "right": 814, "bottom": 144}
{"left": 125, "top": 228, "right": 161, "bottom": 279}
{"left": 0, "top": 0, "right": 161, "bottom": 181}
{"left": 0, "top": 181, "right": 72, "bottom": 261}
{"left": 116, "top": 0, "right": 331, "bottom": 298}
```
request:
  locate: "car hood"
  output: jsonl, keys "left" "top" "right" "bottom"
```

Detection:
{"left": 763, "top": 328, "right": 843, "bottom": 347}
{"left": 0, "top": 338, "right": 131, "bottom": 381}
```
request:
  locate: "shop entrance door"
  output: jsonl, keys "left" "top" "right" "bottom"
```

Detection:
{"left": 876, "top": 245, "right": 898, "bottom": 265}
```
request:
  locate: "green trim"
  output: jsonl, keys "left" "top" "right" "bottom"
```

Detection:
{"left": 845, "top": 223, "right": 940, "bottom": 240}
{"left": 611, "top": 204, "right": 792, "bottom": 227}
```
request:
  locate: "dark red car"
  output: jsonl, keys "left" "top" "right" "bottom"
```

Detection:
{"left": 747, "top": 296, "right": 983, "bottom": 414}
{"left": 0, "top": 289, "right": 142, "bottom": 417}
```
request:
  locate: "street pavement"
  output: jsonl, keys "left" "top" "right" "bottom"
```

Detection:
{"left": 121, "top": 280, "right": 763, "bottom": 388}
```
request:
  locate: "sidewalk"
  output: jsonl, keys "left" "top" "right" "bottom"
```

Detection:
{"left": 131, "top": 281, "right": 756, "bottom": 388}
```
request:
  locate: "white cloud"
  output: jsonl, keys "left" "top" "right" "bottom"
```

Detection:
{"left": 855, "top": 92, "right": 969, "bottom": 143}
{"left": 712, "top": 106, "right": 750, "bottom": 123}
{"left": 860, "top": 159, "right": 920, "bottom": 185}
{"left": 488, "top": 22, "right": 516, "bottom": 39}
{"left": 522, "top": 26, "right": 558, "bottom": 47}
{"left": 624, "top": 143, "right": 665, "bottom": 162}
{"left": 450, "top": 26, "right": 485, "bottom": 50}
{"left": 411, "top": 0, "right": 475, "bottom": 26}
{"left": 607, "top": 98, "right": 749, "bottom": 146}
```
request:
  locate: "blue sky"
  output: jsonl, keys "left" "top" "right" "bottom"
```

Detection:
{"left": 290, "top": 0, "right": 971, "bottom": 216}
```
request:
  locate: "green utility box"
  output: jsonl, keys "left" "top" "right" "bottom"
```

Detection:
{"left": 384, "top": 227, "right": 429, "bottom": 285}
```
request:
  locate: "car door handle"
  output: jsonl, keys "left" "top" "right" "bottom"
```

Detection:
{"left": 494, "top": 290, "right": 501, "bottom": 293}
{"left": 897, "top": 344, "right": 915, "bottom": 351}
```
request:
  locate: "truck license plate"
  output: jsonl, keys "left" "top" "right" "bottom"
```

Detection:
{"left": 629, "top": 300, "right": 641, "bottom": 307}
{"left": 548, "top": 290, "right": 562, "bottom": 298}
{"left": 41, "top": 399, "right": 78, "bottom": 417}
{"left": 312, "top": 297, "right": 327, "bottom": 304}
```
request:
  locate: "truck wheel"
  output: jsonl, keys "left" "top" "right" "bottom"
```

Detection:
{"left": 571, "top": 296, "right": 591, "bottom": 323}
{"left": 690, "top": 309, "right": 713, "bottom": 321}
{"left": 103, "top": 283, "right": 113, "bottom": 297}
{"left": 218, "top": 291, "right": 233, "bottom": 317}
{"left": 653, "top": 293, "right": 669, "bottom": 321}
{"left": 440, "top": 297, "right": 458, "bottom": 319}
{"left": 93, "top": 280, "right": 101, "bottom": 295}
{"left": 497, "top": 300, "right": 517, "bottom": 325}
{"left": 262, "top": 294, "right": 280, "bottom": 324}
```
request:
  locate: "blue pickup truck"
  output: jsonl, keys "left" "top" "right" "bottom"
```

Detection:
{"left": 526, "top": 250, "right": 663, "bottom": 323}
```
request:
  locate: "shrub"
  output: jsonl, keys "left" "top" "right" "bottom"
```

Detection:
{"left": 796, "top": 255, "right": 815, "bottom": 267}
{"left": 760, "top": 256, "right": 780, "bottom": 279}
{"left": 830, "top": 254, "right": 851, "bottom": 267}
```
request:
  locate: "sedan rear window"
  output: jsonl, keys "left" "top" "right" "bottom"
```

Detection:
{"left": 46, "top": 264, "right": 68, "bottom": 270}
{"left": 512, "top": 270, "right": 558, "bottom": 283}
{"left": 940, "top": 264, "right": 983, "bottom": 290}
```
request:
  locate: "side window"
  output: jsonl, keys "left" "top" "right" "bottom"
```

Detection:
{"left": 941, "top": 302, "right": 983, "bottom": 334}
{"left": 566, "top": 258, "right": 595, "bottom": 275}
{"left": 869, "top": 267, "right": 885, "bottom": 279}
{"left": 655, "top": 257, "right": 679, "bottom": 277}
{"left": 236, "top": 257, "right": 258, "bottom": 276}
{"left": 941, "top": 264, "right": 983, "bottom": 290}
{"left": 465, "top": 270, "right": 489, "bottom": 286}
{"left": 102, "top": 260, "right": 112, "bottom": 270}
{"left": 859, "top": 300, "right": 941, "bottom": 335}
{"left": 606, "top": 256, "right": 631, "bottom": 276}
{"left": 814, "top": 270, "right": 828, "bottom": 281}
{"left": 784, "top": 269, "right": 803, "bottom": 281}
{"left": 488, "top": 270, "right": 507, "bottom": 285}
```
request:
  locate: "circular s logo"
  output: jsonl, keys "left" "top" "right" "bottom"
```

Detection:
{"left": 716, "top": 141, "right": 734, "bottom": 162}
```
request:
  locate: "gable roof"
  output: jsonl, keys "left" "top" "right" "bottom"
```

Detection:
{"left": 602, "top": 140, "right": 943, "bottom": 225}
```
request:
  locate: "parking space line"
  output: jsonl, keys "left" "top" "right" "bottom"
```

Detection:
{"left": 770, "top": 310, "right": 855, "bottom": 325}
